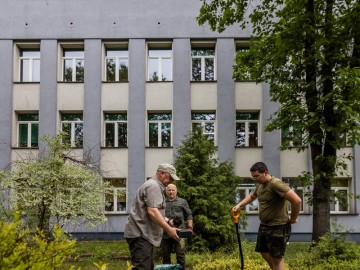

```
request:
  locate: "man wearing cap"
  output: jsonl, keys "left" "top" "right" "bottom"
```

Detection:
{"left": 125, "top": 163, "right": 181, "bottom": 270}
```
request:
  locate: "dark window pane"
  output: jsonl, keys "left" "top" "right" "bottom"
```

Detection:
{"left": 118, "top": 122, "right": 127, "bottom": 147}
{"left": 236, "top": 112, "right": 259, "bottom": 120}
{"left": 192, "top": 58, "right": 201, "bottom": 81}
{"left": 105, "top": 123, "right": 115, "bottom": 147}
{"left": 236, "top": 123, "right": 246, "bottom": 147}
{"left": 74, "top": 123, "right": 83, "bottom": 147}
{"left": 161, "top": 123, "right": 171, "bottom": 147}
{"left": 19, "top": 124, "right": 28, "bottom": 147}
{"left": 249, "top": 123, "right": 258, "bottom": 147}
{"left": 106, "top": 59, "right": 116, "bottom": 81}
{"left": 149, "top": 123, "right": 158, "bottom": 147}
{"left": 31, "top": 123, "right": 39, "bottom": 147}
{"left": 204, "top": 58, "right": 214, "bottom": 81}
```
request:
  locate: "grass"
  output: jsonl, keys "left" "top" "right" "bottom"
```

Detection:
{"left": 61, "top": 240, "right": 312, "bottom": 269}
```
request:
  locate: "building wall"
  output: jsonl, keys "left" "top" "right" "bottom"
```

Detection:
{"left": 0, "top": 0, "right": 359, "bottom": 241}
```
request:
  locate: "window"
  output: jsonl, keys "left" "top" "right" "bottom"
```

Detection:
{"left": 236, "top": 179, "right": 258, "bottom": 213}
{"left": 19, "top": 50, "right": 40, "bottom": 82}
{"left": 105, "top": 178, "right": 127, "bottom": 213}
{"left": 17, "top": 114, "right": 39, "bottom": 148}
{"left": 234, "top": 42, "right": 252, "bottom": 81}
{"left": 281, "top": 125, "right": 303, "bottom": 148}
{"left": 236, "top": 112, "right": 259, "bottom": 147}
{"left": 191, "top": 44, "right": 215, "bottom": 81}
{"left": 105, "top": 47, "right": 128, "bottom": 82}
{"left": 104, "top": 113, "right": 127, "bottom": 147}
{"left": 191, "top": 112, "right": 216, "bottom": 143}
{"left": 147, "top": 43, "right": 172, "bottom": 81}
{"left": 283, "top": 178, "right": 306, "bottom": 213}
{"left": 330, "top": 178, "right": 350, "bottom": 214}
{"left": 63, "top": 50, "right": 84, "bottom": 82}
{"left": 61, "top": 113, "right": 83, "bottom": 147}
{"left": 148, "top": 113, "right": 172, "bottom": 147}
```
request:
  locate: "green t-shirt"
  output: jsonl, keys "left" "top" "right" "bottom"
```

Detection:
{"left": 253, "top": 177, "right": 291, "bottom": 226}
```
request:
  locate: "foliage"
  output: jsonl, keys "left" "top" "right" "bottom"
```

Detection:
{"left": 289, "top": 228, "right": 360, "bottom": 269}
{"left": 174, "top": 127, "right": 242, "bottom": 252}
{"left": 197, "top": 0, "right": 360, "bottom": 242}
{"left": 0, "top": 134, "right": 108, "bottom": 235}
{"left": 0, "top": 214, "right": 77, "bottom": 270}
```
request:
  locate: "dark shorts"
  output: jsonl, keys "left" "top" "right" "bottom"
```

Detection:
{"left": 255, "top": 223, "right": 291, "bottom": 258}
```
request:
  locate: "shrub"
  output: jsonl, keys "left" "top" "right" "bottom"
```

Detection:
{"left": 0, "top": 214, "right": 77, "bottom": 270}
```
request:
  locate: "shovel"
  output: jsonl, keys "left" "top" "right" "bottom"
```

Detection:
{"left": 231, "top": 209, "right": 244, "bottom": 270}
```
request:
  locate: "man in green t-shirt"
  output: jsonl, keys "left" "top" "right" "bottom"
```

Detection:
{"left": 233, "top": 162, "right": 302, "bottom": 270}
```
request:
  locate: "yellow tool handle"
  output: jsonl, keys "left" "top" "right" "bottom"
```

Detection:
{"left": 230, "top": 209, "right": 241, "bottom": 224}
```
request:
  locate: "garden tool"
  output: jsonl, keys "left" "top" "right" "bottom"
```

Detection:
{"left": 231, "top": 209, "right": 244, "bottom": 270}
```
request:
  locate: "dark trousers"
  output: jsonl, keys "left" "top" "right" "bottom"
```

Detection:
{"left": 161, "top": 238, "right": 185, "bottom": 269}
{"left": 126, "top": 237, "right": 154, "bottom": 270}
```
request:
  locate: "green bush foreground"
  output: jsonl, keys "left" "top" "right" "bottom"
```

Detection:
{"left": 2, "top": 218, "right": 360, "bottom": 270}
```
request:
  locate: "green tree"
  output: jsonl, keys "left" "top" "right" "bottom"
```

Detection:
{"left": 174, "top": 127, "right": 241, "bottom": 252}
{"left": 197, "top": 0, "right": 360, "bottom": 242}
{"left": 0, "top": 134, "right": 108, "bottom": 236}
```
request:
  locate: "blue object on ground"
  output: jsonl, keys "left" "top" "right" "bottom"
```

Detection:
{"left": 153, "top": 264, "right": 183, "bottom": 270}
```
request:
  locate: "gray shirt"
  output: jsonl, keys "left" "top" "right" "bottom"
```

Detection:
{"left": 124, "top": 177, "right": 166, "bottom": 246}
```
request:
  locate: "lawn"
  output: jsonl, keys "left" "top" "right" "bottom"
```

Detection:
{"left": 61, "top": 240, "right": 311, "bottom": 269}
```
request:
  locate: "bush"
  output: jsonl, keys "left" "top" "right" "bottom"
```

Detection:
{"left": 289, "top": 231, "right": 360, "bottom": 270}
{"left": 0, "top": 214, "right": 77, "bottom": 270}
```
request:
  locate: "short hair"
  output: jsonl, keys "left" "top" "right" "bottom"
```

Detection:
{"left": 250, "top": 162, "right": 268, "bottom": 173}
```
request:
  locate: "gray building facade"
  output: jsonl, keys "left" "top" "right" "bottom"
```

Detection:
{"left": 0, "top": 0, "right": 359, "bottom": 241}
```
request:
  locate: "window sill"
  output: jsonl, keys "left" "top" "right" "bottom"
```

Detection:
{"left": 102, "top": 81, "right": 129, "bottom": 83}
{"left": 101, "top": 146, "right": 128, "bottom": 149}
{"left": 146, "top": 146, "right": 173, "bottom": 149}
{"left": 57, "top": 81, "right": 84, "bottom": 83}
{"left": 105, "top": 212, "right": 127, "bottom": 215}
{"left": 12, "top": 147, "right": 39, "bottom": 149}
{"left": 191, "top": 80, "right": 217, "bottom": 83}
{"left": 235, "top": 146, "right": 263, "bottom": 149}
{"left": 146, "top": 81, "right": 173, "bottom": 83}
{"left": 14, "top": 81, "right": 40, "bottom": 84}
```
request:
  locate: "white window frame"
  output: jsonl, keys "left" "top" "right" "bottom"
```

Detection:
{"left": 191, "top": 42, "right": 216, "bottom": 81}
{"left": 19, "top": 50, "right": 41, "bottom": 82}
{"left": 104, "top": 113, "right": 128, "bottom": 147}
{"left": 191, "top": 112, "right": 216, "bottom": 145}
{"left": 59, "top": 43, "right": 85, "bottom": 82}
{"left": 236, "top": 112, "right": 260, "bottom": 147}
{"left": 330, "top": 186, "right": 350, "bottom": 214}
{"left": 104, "top": 44, "right": 129, "bottom": 82}
{"left": 17, "top": 114, "right": 39, "bottom": 148}
{"left": 61, "top": 114, "right": 83, "bottom": 147}
{"left": 236, "top": 183, "right": 259, "bottom": 213}
{"left": 147, "top": 113, "right": 172, "bottom": 147}
{"left": 147, "top": 42, "right": 173, "bottom": 81}
{"left": 104, "top": 178, "right": 127, "bottom": 213}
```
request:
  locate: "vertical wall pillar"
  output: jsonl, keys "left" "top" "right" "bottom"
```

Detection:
{"left": 217, "top": 38, "right": 236, "bottom": 163}
{"left": 39, "top": 40, "right": 58, "bottom": 152}
{"left": 84, "top": 39, "right": 102, "bottom": 167}
{"left": 262, "top": 83, "right": 281, "bottom": 176}
{"left": 173, "top": 38, "right": 191, "bottom": 155}
{"left": 0, "top": 40, "right": 13, "bottom": 170}
{"left": 128, "top": 39, "right": 146, "bottom": 201}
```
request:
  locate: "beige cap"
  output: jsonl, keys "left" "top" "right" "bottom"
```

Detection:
{"left": 157, "top": 163, "right": 180, "bottom": 180}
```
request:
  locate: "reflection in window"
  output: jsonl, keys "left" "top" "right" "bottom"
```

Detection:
{"left": 283, "top": 178, "right": 306, "bottom": 213}
{"left": 191, "top": 112, "right": 216, "bottom": 143}
{"left": 148, "top": 113, "right": 172, "bottom": 147}
{"left": 63, "top": 50, "right": 84, "bottom": 82}
{"left": 104, "top": 113, "right": 127, "bottom": 147}
{"left": 330, "top": 178, "right": 350, "bottom": 213}
{"left": 236, "top": 178, "right": 258, "bottom": 213}
{"left": 105, "top": 49, "right": 128, "bottom": 82}
{"left": 148, "top": 48, "right": 172, "bottom": 81}
{"left": 61, "top": 114, "right": 83, "bottom": 147}
{"left": 234, "top": 47, "right": 252, "bottom": 81}
{"left": 18, "top": 114, "right": 39, "bottom": 148}
{"left": 191, "top": 48, "right": 215, "bottom": 81}
{"left": 281, "top": 125, "right": 303, "bottom": 148}
{"left": 236, "top": 112, "right": 259, "bottom": 147}
{"left": 20, "top": 50, "right": 40, "bottom": 82}
{"left": 105, "top": 178, "right": 127, "bottom": 213}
